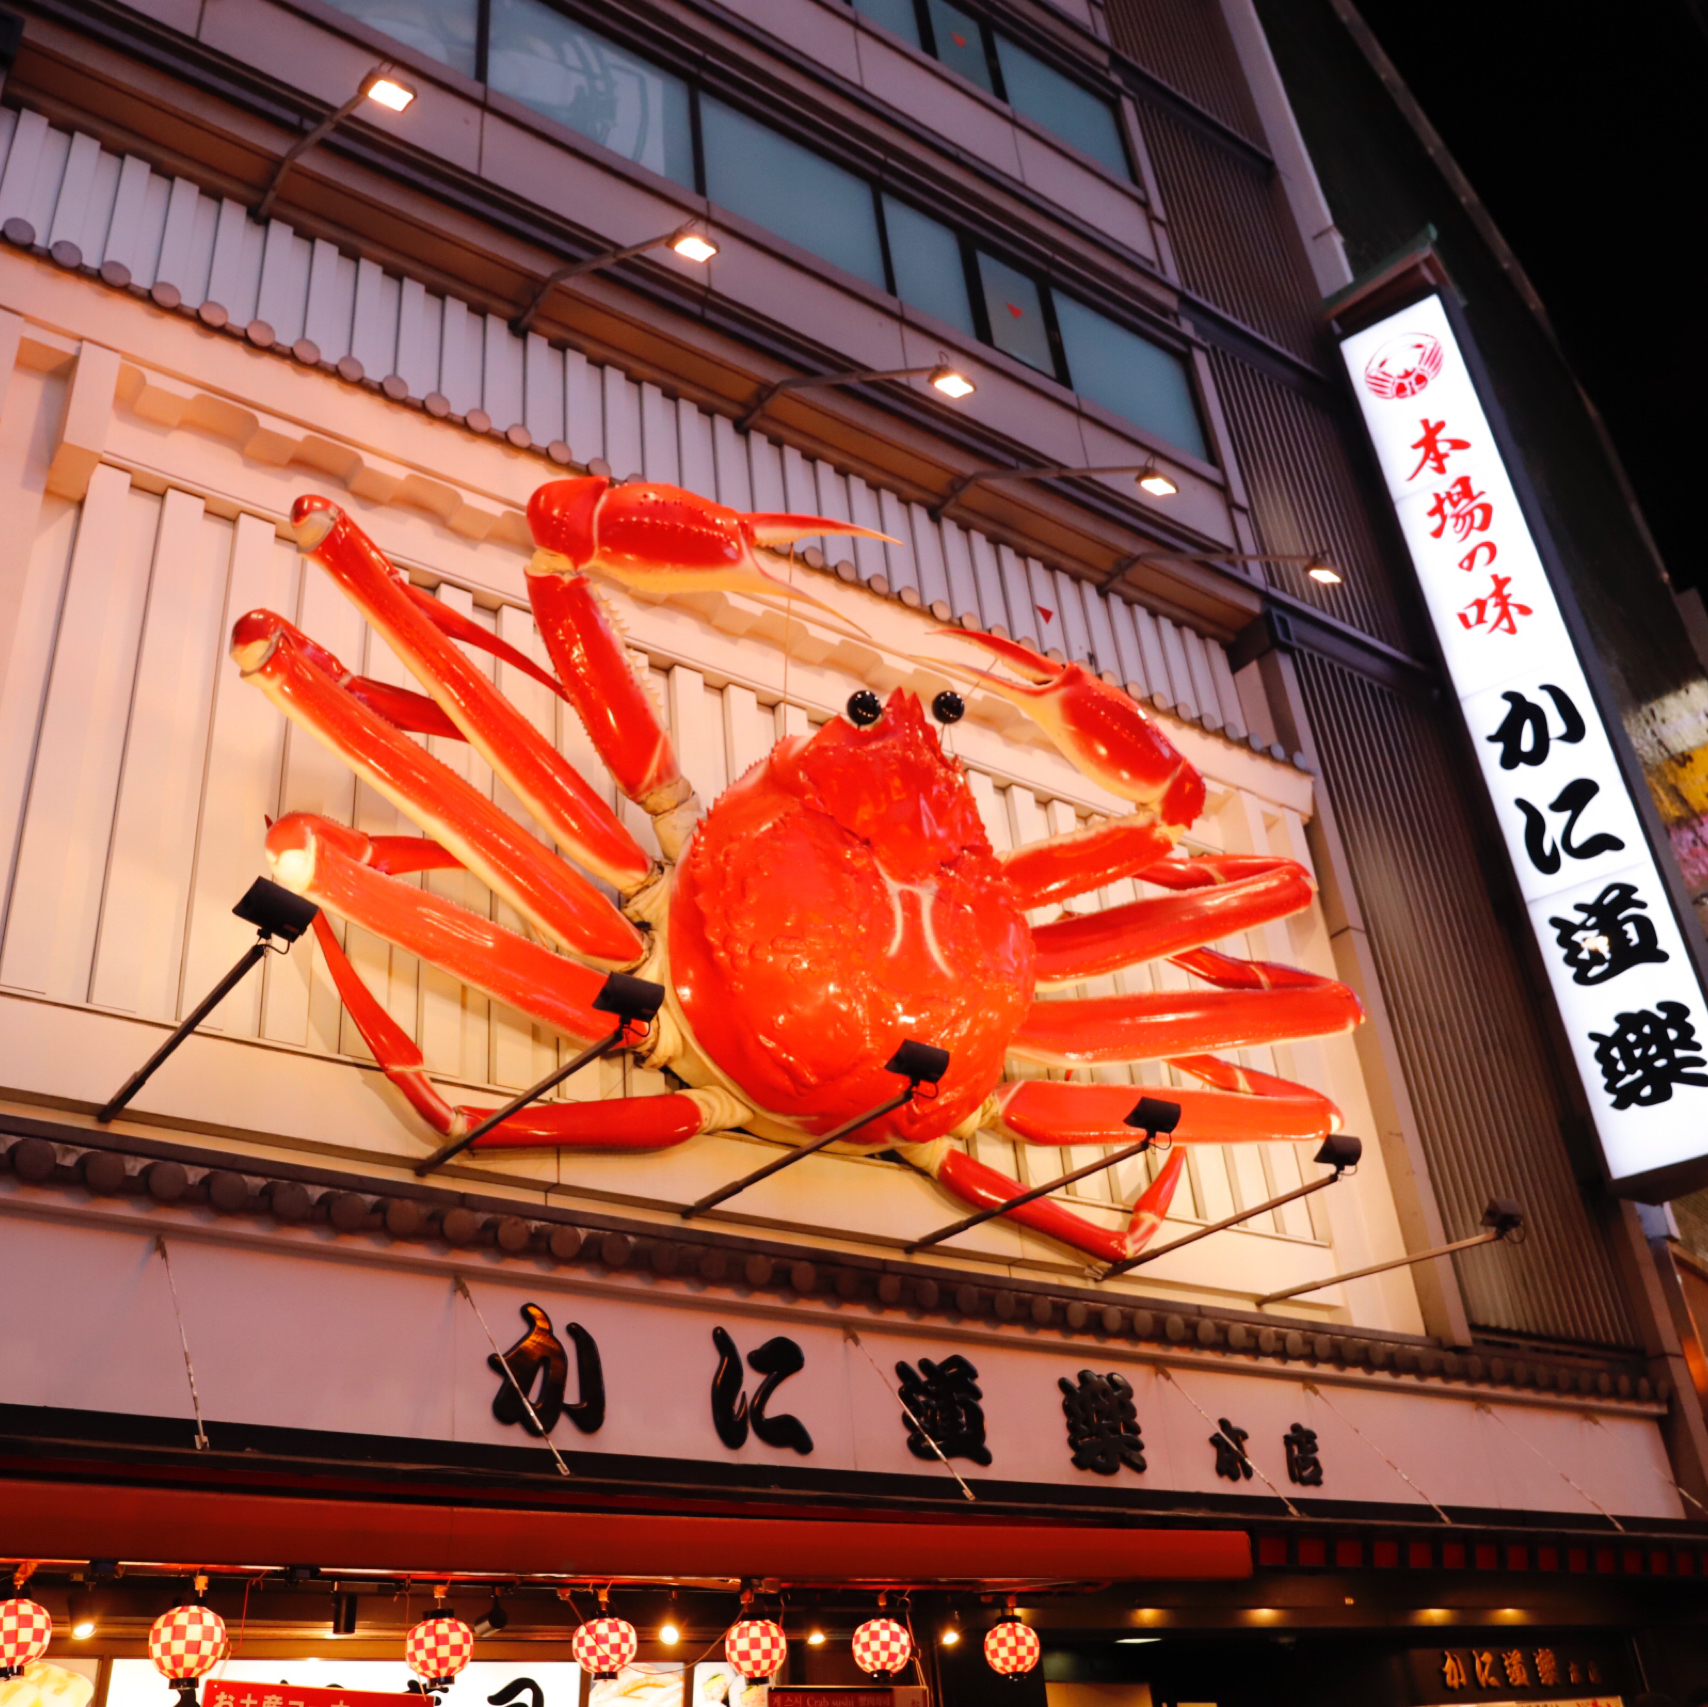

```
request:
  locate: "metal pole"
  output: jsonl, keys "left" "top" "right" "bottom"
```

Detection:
{"left": 904, "top": 1136, "right": 1158, "bottom": 1252}
{"left": 254, "top": 88, "right": 372, "bottom": 222}
{"left": 97, "top": 939, "right": 271, "bottom": 1122}
{"left": 681, "top": 1085, "right": 916, "bottom": 1220}
{"left": 735, "top": 366, "right": 936, "bottom": 433}
{"left": 510, "top": 234, "right": 683, "bottom": 336}
{"left": 1100, "top": 1169, "right": 1345, "bottom": 1279}
{"left": 1255, "top": 1227, "right": 1502, "bottom": 1307}
{"left": 929, "top": 465, "right": 1154, "bottom": 522}
{"left": 413, "top": 1025, "right": 629, "bottom": 1176}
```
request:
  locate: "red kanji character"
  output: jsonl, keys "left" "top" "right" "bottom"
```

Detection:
{"left": 1458, "top": 573, "right": 1533, "bottom": 637}
{"left": 1407, "top": 418, "right": 1471, "bottom": 481}
{"left": 1426, "top": 475, "right": 1493, "bottom": 541}
{"left": 1458, "top": 541, "right": 1498, "bottom": 574}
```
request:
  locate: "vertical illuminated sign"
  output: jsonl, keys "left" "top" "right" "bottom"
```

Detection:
{"left": 1341, "top": 293, "right": 1708, "bottom": 1194}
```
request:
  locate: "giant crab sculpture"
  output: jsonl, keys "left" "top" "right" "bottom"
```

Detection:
{"left": 232, "top": 476, "right": 1362, "bottom": 1263}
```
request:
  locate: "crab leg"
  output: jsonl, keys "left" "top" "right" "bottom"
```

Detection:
{"left": 309, "top": 907, "right": 729, "bottom": 1149}
{"left": 1034, "top": 859, "right": 1313, "bottom": 984}
{"left": 908, "top": 1144, "right": 1187, "bottom": 1263}
{"left": 291, "top": 496, "right": 653, "bottom": 895}
{"left": 235, "top": 613, "right": 643, "bottom": 968}
{"left": 274, "top": 814, "right": 617, "bottom": 1041}
{"left": 1010, "top": 970, "right": 1362, "bottom": 1066}
{"left": 991, "top": 1055, "right": 1341, "bottom": 1145}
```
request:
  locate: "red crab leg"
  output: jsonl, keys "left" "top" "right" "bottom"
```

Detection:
{"left": 292, "top": 497, "right": 652, "bottom": 895}
{"left": 1010, "top": 976, "right": 1362, "bottom": 1066}
{"left": 1033, "top": 861, "right": 1313, "bottom": 983}
{"left": 274, "top": 814, "right": 616, "bottom": 1040}
{"left": 309, "top": 908, "right": 710, "bottom": 1149}
{"left": 991, "top": 1058, "right": 1341, "bottom": 1145}
{"left": 235, "top": 614, "right": 643, "bottom": 968}
{"left": 918, "top": 1146, "right": 1186, "bottom": 1263}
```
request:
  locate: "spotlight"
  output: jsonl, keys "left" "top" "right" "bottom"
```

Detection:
{"left": 1482, "top": 1197, "right": 1525, "bottom": 1240}
{"left": 659, "top": 1624, "right": 679, "bottom": 1646}
{"left": 593, "top": 970, "right": 668, "bottom": 1026}
{"left": 929, "top": 364, "right": 976, "bottom": 400}
{"left": 671, "top": 232, "right": 719, "bottom": 264}
{"left": 1125, "top": 1095, "right": 1182, "bottom": 1137}
{"left": 807, "top": 1631, "right": 826, "bottom": 1646}
{"left": 68, "top": 1590, "right": 97, "bottom": 1640}
{"left": 360, "top": 71, "right": 416, "bottom": 111}
{"left": 331, "top": 1593, "right": 358, "bottom": 1636}
{"left": 886, "top": 1038, "right": 951, "bottom": 1087}
{"left": 1136, "top": 461, "right": 1178, "bottom": 498}
{"left": 1313, "top": 1133, "right": 1362, "bottom": 1172}
{"left": 1306, "top": 556, "right": 1342, "bottom": 584}
{"left": 474, "top": 1597, "right": 508, "bottom": 1638}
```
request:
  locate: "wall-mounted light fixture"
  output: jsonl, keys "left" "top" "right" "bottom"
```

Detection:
{"left": 510, "top": 227, "right": 718, "bottom": 337}
{"left": 736, "top": 359, "right": 975, "bottom": 433}
{"left": 929, "top": 460, "right": 1177, "bottom": 522}
{"left": 252, "top": 66, "right": 417, "bottom": 222}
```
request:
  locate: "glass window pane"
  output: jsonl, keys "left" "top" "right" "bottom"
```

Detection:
{"left": 488, "top": 0, "right": 694, "bottom": 186}
{"left": 924, "top": 0, "right": 995, "bottom": 93}
{"left": 319, "top": 0, "right": 476, "bottom": 75}
{"left": 993, "top": 35, "right": 1130, "bottom": 179}
{"left": 701, "top": 99, "right": 886, "bottom": 289}
{"left": 851, "top": 0, "right": 922, "bottom": 49}
{"left": 882, "top": 197, "right": 975, "bottom": 336}
{"left": 975, "top": 252, "right": 1054, "bottom": 375}
{"left": 1053, "top": 294, "right": 1206, "bottom": 459}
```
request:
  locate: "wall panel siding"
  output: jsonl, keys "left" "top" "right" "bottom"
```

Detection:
{"left": 1294, "top": 649, "right": 1636, "bottom": 1345}
{"left": 1105, "top": 0, "right": 1266, "bottom": 144}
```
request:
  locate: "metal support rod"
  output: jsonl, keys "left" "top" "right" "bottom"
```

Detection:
{"left": 1255, "top": 1227, "right": 1503, "bottom": 1307}
{"left": 681, "top": 1085, "right": 917, "bottom": 1220}
{"left": 510, "top": 232, "right": 686, "bottom": 337}
{"left": 97, "top": 939, "right": 271, "bottom": 1122}
{"left": 413, "top": 1025, "right": 628, "bottom": 1177}
{"left": 904, "top": 1137, "right": 1158, "bottom": 1253}
{"left": 735, "top": 365, "right": 944, "bottom": 433}
{"left": 254, "top": 86, "right": 374, "bottom": 222}
{"left": 928, "top": 464, "right": 1156, "bottom": 522}
{"left": 1100, "top": 1168, "right": 1345, "bottom": 1280}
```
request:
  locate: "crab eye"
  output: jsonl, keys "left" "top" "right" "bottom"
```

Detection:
{"left": 931, "top": 690, "right": 965, "bottom": 725}
{"left": 845, "top": 689, "right": 883, "bottom": 727}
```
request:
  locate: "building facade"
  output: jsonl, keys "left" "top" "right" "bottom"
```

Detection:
{"left": 2, "top": 0, "right": 1707, "bottom": 1701}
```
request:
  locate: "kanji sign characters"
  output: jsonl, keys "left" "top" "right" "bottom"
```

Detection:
{"left": 1342, "top": 293, "right": 1708, "bottom": 1190}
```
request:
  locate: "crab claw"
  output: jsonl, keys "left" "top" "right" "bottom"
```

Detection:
{"left": 527, "top": 477, "right": 895, "bottom": 621}
{"left": 929, "top": 629, "right": 1204, "bottom": 828}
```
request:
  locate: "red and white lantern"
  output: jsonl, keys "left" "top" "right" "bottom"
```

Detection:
{"left": 405, "top": 1616, "right": 475, "bottom": 1688}
{"left": 572, "top": 1618, "right": 639, "bottom": 1679}
{"left": 851, "top": 1619, "right": 911, "bottom": 1680}
{"left": 149, "top": 1605, "right": 228, "bottom": 1695}
{"left": 0, "top": 1599, "right": 53, "bottom": 1676}
{"left": 983, "top": 1620, "right": 1041, "bottom": 1678}
{"left": 725, "top": 1619, "right": 787, "bottom": 1681}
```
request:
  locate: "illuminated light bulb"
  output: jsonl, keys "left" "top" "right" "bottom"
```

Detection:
{"left": 72, "top": 1622, "right": 96, "bottom": 1641}
{"left": 1307, "top": 557, "right": 1342, "bottom": 584}
{"left": 929, "top": 365, "right": 976, "bottom": 400}
{"left": 940, "top": 1629, "right": 959, "bottom": 1647}
{"left": 363, "top": 75, "right": 416, "bottom": 112}
{"left": 1136, "top": 463, "right": 1178, "bottom": 498}
{"left": 660, "top": 1625, "right": 680, "bottom": 1646}
{"left": 672, "top": 234, "right": 719, "bottom": 264}
{"left": 807, "top": 1631, "right": 826, "bottom": 1647}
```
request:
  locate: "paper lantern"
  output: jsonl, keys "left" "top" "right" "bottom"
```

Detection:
{"left": 0, "top": 1601, "right": 53, "bottom": 1676}
{"left": 983, "top": 1620, "right": 1040, "bottom": 1678}
{"left": 148, "top": 1606, "right": 227, "bottom": 1692}
{"left": 725, "top": 1619, "right": 787, "bottom": 1681}
{"left": 572, "top": 1618, "right": 638, "bottom": 1679}
{"left": 851, "top": 1619, "right": 911, "bottom": 1680}
{"left": 404, "top": 1616, "right": 475, "bottom": 1688}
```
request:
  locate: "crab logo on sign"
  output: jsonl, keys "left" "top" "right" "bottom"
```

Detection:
{"left": 1363, "top": 332, "right": 1444, "bottom": 399}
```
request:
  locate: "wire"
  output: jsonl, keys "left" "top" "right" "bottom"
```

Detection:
{"left": 455, "top": 1276, "right": 572, "bottom": 1477}
{"left": 155, "top": 1236, "right": 209, "bottom": 1450}
{"left": 1302, "top": 1382, "right": 1452, "bottom": 1523}
{"left": 1159, "top": 1367, "right": 1301, "bottom": 1518}
{"left": 1476, "top": 1402, "right": 1624, "bottom": 1532}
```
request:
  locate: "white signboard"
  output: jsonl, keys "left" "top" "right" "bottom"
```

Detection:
{"left": 1341, "top": 294, "right": 1708, "bottom": 1191}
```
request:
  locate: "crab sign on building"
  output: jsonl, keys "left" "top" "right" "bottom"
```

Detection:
{"left": 232, "top": 477, "right": 1363, "bottom": 1263}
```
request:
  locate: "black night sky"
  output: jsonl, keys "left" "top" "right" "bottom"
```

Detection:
{"left": 1356, "top": 0, "right": 1708, "bottom": 598}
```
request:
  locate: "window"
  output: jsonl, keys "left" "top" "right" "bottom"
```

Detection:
{"left": 993, "top": 37, "right": 1130, "bottom": 181}
{"left": 320, "top": 0, "right": 477, "bottom": 76}
{"left": 701, "top": 99, "right": 887, "bottom": 290}
{"left": 849, "top": 0, "right": 1131, "bottom": 180}
{"left": 974, "top": 252, "right": 1053, "bottom": 375}
{"left": 488, "top": 0, "right": 695, "bottom": 185}
{"left": 1053, "top": 294, "right": 1206, "bottom": 459}
{"left": 882, "top": 196, "right": 977, "bottom": 338}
